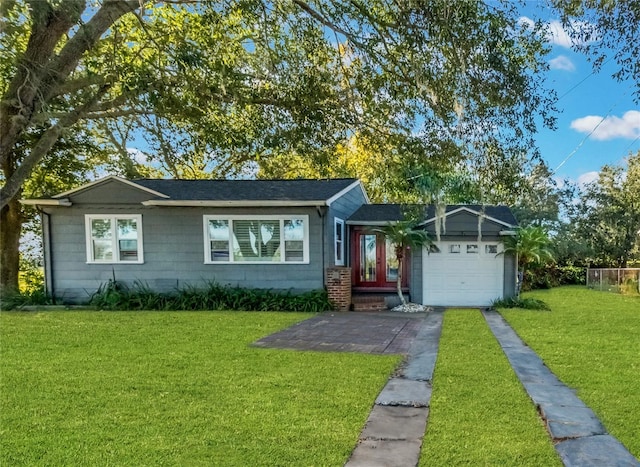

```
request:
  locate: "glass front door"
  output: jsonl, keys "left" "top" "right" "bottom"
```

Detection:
{"left": 353, "top": 230, "right": 407, "bottom": 289}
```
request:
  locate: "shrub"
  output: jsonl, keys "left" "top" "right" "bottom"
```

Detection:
{"left": 0, "top": 286, "right": 52, "bottom": 310}
{"left": 491, "top": 296, "right": 550, "bottom": 310}
{"left": 524, "top": 265, "right": 586, "bottom": 291}
{"left": 90, "top": 280, "right": 333, "bottom": 312}
{"left": 620, "top": 278, "right": 640, "bottom": 296}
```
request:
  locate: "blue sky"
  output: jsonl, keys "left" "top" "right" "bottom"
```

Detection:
{"left": 520, "top": 4, "right": 640, "bottom": 186}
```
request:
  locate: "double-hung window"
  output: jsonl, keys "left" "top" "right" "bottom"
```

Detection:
{"left": 85, "top": 215, "right": 143, "bottom": 263}
{"left": 204, "top": 215, "right": 309, "bottom": 264}
{"left": 334, "top": 218, "right": 345, "bottom": 266}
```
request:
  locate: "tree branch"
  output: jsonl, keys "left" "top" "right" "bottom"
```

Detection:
{"left": 291, "top": 0, "right": 366, "bottom": 49}
{"left": 0, "top": 0, "right": 80, "bottom": 169}
{"left": 1, "top": 85, "right": 111, "bottom": 210}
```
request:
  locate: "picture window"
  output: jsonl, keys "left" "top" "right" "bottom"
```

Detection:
{"left": 204, "top": 215, "right": 309, "bottom": 264}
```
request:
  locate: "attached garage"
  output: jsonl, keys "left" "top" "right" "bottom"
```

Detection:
{"left": 422, "top": 241, "right": 505, "bottom": 307}
{"left": 347, "top": 203, "right": 519, "bottom": 308}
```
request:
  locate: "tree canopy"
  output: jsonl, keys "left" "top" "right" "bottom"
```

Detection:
{"left": 568, "top": 151, "right": 640, "bottom": 267}
{"left": 1, "top": 0, "right": 559, "bottom": 291}
{"left": 551, "top": 0, "right": 640, "bottom": 102}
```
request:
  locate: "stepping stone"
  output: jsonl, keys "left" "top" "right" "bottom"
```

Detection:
{"left": 402, "top": 350, "right": 438, "bottom": 381}
{"left": 555, "top": 435, "right": 640, "bottom": 467}
{"left": 345, "top": 439, "right": 423, "bottom": 467}
{"left": 375, "top": 378, "right": 432, "bottom": 407}
{"left": 523, "top": 382, "right": 586, "bottom": 407}
{"left": 360, "top": 405, "right": 429, "bottom": 441}
{"left": 402, "top": 311, "right": 443, "bottom": 382}
{"left": 540, "top": 404, "right": 606, "bottom": 439}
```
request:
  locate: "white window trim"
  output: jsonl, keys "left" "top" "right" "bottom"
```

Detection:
{"left": 334, "top": 217, "right": 345, "bottom": 266}
{"left": 203, "top": 214, "right": 310, "bottom": 264}
{"left": 85, "top": 214, "right": 144, "bottom": 264}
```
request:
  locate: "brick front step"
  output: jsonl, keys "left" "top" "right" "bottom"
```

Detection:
{"left": 351, "top": 295, "right": 388, "bottom": 312}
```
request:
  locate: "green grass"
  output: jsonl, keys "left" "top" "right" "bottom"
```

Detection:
{"left": 0, "top": 311, "right": 399, "bottom": 466}
{"left": 500, "top": 286, "right": 640, "bottom": 459}
{"left": 420, "top": 309, "right": 561, "bottom": 466}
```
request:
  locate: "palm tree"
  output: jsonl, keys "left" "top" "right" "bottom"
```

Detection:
{"left": 374, "top": 220, "right": 434, "bottom": 305}
{"left": 501, "top": 225, "right": 554, "bottom": 296}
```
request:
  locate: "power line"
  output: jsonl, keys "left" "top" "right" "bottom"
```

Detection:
{"left": 552, "top": 82, "right": 634, "bottom": 175}
{"left": 556, "top": 56, "right": 615, "bottom": 102}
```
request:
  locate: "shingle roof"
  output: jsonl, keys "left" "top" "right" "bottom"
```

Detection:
{"left": 133, "top": 178, "right": 360, "bottom": 201}
{"left": 348, "top": 204, "right": 517, "bottom": 226}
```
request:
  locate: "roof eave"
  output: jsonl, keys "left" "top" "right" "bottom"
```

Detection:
{"left": 20, "top": 198, "right": 72, "bottom": 207}
{"left": 141, "top": 200, "right": 329, "bottom": 207}
{"left": 326, "top": 180, "right": 369, "bottom": 206}
{"left": 346, "top": 220, "right": 397, "bottom": 226}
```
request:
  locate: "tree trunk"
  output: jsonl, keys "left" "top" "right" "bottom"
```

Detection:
{"left": 0, "top": 197, "right": 23, "bottom": 294}
{"left": 396, "top": 257, "right": 406, "bottom": 305}
{"left": 516, "top": 268, "right": 524, "bottom": 297}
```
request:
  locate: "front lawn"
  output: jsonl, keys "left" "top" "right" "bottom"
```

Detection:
{"left": 499, "top": 286, "right": 640, "bottom": 458}
{"left": 0, "top": 311, "right": 399, "bottom": 466}
{"left": 420, "top": 309, "right": 560, "bottom": 466}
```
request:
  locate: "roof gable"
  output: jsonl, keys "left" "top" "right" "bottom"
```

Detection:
{"left": 52, "top": 176, "right": 169, "bottom": 200}
{"left": 347, "top": 204, "right": 517, "bottom": 228}
{"left": 422, "top": 206, "right": 517, "bottom": 228}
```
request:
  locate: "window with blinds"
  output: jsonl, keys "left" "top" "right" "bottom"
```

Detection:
{"left": 204, "top": 215, "right": 309, "bottom": 264}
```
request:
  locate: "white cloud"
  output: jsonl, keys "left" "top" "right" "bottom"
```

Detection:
{"left": 518, "top": 16, "right": 535, "bottom": 29}
{"left": 577, "top": 171, "right": 599, "bottom": 187}
{"left": 547, "top": 20, "right": 573, "bottom": 48}
{"left": 570, "top": 110, "right": 640, "bottom": 141}
{"left": 518, "top": 16, "right": 584, "bottom": 48}
{"left": 127, "top": 147, "right": 148, "bottom": 164}
{"left": 549, "top": 55, "right": 575, "bottom": 71}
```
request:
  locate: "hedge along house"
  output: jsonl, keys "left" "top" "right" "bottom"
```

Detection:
{"left": 21, "top": 176, "right": 518, "bottom": 308}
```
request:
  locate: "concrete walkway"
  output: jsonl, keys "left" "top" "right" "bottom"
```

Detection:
{"left": 254, "top": 310, "right": 639, "bottom": 466}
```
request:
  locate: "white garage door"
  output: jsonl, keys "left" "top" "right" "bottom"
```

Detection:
{"left": 422, "top": 241, "right": 504, "bottom": 307}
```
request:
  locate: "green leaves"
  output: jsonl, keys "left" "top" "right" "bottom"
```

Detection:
{"left": 502, "top": 225, "right": 554, "bottom": 295}
{"left": 569, "top": 151, "right": 640, "bottom": 267}
{"left": 503, "top": 225, "right": 555, "bottom": 267}
{"left": 89, "top": 280, "right": 334, "bottom": 312}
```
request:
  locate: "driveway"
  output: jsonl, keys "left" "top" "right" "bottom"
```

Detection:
{"left": 252, "top": 312, "right": 427, "bottom": 354}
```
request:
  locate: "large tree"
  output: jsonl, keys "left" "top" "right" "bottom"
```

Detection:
{"left": 550, "top": 0, "right": 640, "bottom": 102}
{"left": 569, "top": 152, "right": 640, "bottom": 267}
{"left": 1, "top": 0, "right": 557, "bottom": 292}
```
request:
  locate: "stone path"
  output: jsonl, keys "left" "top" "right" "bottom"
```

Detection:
{"left": 345, "top": 310, "right": 443, "bottom": 467}
{"left": 482, "top": 310, "right": 639, "bottom": 467}
{"left": 254, "top": 310, "right": 639, "bottom": 466}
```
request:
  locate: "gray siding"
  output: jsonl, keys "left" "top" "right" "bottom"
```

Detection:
{"left": 424, "top": 210, "right": 507, "bottom": 240}
{"left": 409, "top": 246, "right": 423, "bottom": 304}
{"left": 503, "top": 252, "right": 517, "bottom": 298}
{"left": 68, "top": 179, "right": 157, "bottom": 205}
{"left": 45, "top": 204, "right": 326, "bottom": 304}
{"left": 326, "top": 183, "right": 368, "bottom": 268}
